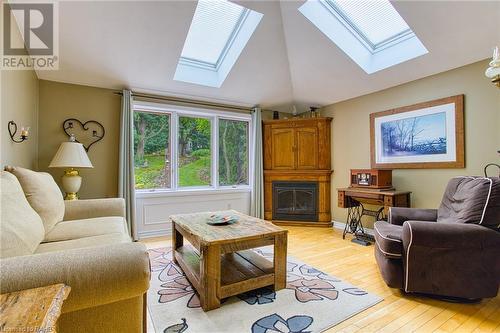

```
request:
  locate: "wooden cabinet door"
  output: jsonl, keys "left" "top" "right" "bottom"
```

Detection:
{"left": 271, "top": 128, "right": 295, "bottom": 169}
{"left": 296, "top": 127, "right": 318, "bottom": 169}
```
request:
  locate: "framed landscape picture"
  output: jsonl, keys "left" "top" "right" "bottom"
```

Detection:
{"left": 370, "top": 95, "right": 464, "bottom": 169}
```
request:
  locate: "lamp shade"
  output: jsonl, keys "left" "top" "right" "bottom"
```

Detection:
{"left": 49, "top": 141, "right": 93, "bottom": 168}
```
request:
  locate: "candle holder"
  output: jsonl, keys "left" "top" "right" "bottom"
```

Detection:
{"left": 8, "top": 121, "right": 29, "bottom": 143}
{"left": 485, "top": 46, "right": 500, "bottom": 88}
{"left": 62, "top": 118, "right": 105, "bottom": 151}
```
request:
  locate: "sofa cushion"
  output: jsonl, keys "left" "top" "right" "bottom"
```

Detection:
{"left": 0, "top": 171, "right": 45, "bottom": 258}
{"left": 35, "top": 233, "right": 131, "bottom": 254}
{"left": 6, "top": 166, "right": 65, "bottom": 233}
{"left": 438, "top": 176, "right": 500, "bottom": 227}
{"left": 43, "top": 216, "right": 128, "bottom": 243}
{"left": 374, "top": 221, "right": 403, "bottom": 259}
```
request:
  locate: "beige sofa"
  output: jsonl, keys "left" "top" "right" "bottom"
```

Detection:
{"left": 0, "top": 168, "right": 150, "bottom": 333}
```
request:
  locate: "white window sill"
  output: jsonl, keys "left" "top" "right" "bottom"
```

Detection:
{"left": 135, "top": 187, "right": 251, "bottom": 199}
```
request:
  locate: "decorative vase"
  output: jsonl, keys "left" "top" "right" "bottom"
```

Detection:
{"left": 310, "top": 107, "right": 319, "bottom": 118}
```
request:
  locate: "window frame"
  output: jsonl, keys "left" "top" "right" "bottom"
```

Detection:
{"left": 133, "top": 108, "right": 173, "bottom": 191}
{"left": 179, "top": 4, "right": 250, "bottom": 69}
{"left": 173, "top": 1, "right": 263, "bottom": 88}
{"left": 323, "top": 0, "right": 414, "bottom": 53}
{"left": 216, "top": 116, "right": 251, "bottom": 189}
{"left": 298, "top": 0, "right": 428, "bottom": 74}
{"left": 133, "top": 101, "right": 252, "bottom": 195}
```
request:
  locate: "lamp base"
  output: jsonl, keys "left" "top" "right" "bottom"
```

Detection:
{"left": 65, "top": 192, "right": 78, "bottom": 200}
{"left": 62, "top": 169, "right": 82, "bottom": 200}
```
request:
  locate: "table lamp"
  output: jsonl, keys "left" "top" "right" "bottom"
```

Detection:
{"left": 49, "top": 134, "right": 93, "bottom": 200}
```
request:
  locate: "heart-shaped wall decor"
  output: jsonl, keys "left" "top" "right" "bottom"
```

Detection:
{"left": 63, "top": 118, "right": 105, "bottom": 151}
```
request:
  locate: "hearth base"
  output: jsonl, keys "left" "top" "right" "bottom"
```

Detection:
{"left": 271, "top": 220, "right": 333, "bottom": 228}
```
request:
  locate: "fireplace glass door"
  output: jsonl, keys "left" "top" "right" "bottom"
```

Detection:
{"left": 272, "top": 181, "right": 318, "bottom": 221}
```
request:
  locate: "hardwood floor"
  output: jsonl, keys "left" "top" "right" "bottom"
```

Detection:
{"left": 142, "top": 226, "right": 500, "bottom": 333}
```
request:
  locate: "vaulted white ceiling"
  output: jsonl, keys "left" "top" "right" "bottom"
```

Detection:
{"left": 36, "top": 0, "right": 500, "bottom": 111}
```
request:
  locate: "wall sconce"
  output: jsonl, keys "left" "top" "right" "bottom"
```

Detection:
{"left": 485, "top": 46, "right": 500, "bottom": 88}
{"left": 62, "top": 118, "right": 105, "bottom": 151}
{"left": 7, "top": 121, "right": 29, "bottom": 143}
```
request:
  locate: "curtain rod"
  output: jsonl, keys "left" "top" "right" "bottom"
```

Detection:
{"left": 114, "top": 91, "right": 254, "bottom": 113}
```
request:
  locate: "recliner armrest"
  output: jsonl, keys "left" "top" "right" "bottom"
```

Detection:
{"left": 388, "top": 207, "right": 437, "bottom": 226}
{"left": 402, "top": 220, "right": 500, "bottom": 249}
{"left": 401, "top": 221, "right": 500, "bottom": 298}
{"left": 0, "top": 243, "right": 150, "bottom": 313}
{"left": 64, "top": 198, "right": 125, "bottom": 221}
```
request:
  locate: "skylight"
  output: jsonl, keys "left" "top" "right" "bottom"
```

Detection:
{"left": 181, "top": 1, "right": 247, "bottom": 66}
{"left": 174, "top": 0, "right": 263, "bottom": 87}
{"left": 299, "top": 0, "right": 428, "bottom": 73}
{"left": 328, "top": 0, "right": 412, "bottom": 49}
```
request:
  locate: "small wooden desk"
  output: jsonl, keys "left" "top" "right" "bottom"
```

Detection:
{"left": 337, "top": 187, "right": 411, "bottom": 244}
{"left": 0, "top": 284, "right": 70, "bottom": 333}
{"left": 170, "top": 210, "right": 287, "bottom": 311}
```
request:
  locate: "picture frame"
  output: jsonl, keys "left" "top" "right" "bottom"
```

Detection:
{"left": 370, "top": 95, "right": 464, "bottom": 169}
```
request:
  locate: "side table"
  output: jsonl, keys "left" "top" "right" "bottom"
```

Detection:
{"left": 0, "top": 284, "right": 71, "bottom": 333}
{"left": 337, "top": 187, "right": 411, "bottom": 245}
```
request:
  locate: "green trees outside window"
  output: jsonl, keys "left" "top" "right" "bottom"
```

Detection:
{"left": 178, "top": 116, "right": 211, "bottom": 187}
{"left": 134, "top": 112, "right": 171, "bottom": 189}
{"left": 219, "top": 119, "right": 249, "bottom": 186}
{"left": 133, "top": 110, "right": 250, "bottom": 190}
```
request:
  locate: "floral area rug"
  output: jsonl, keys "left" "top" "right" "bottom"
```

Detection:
{"left": 148, "top": 247, "right": 382, "bottom": 333}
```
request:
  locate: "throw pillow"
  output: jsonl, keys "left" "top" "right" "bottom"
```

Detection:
{"left": 6, "top": 166, "right": 65, "bottom": 233}
{"left": 0, "top": 171, "right": 45, "bottom": 258}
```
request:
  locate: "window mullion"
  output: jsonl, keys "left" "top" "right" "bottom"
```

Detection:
{"left": 213, "top": 116, "right": 219, "bottom": 189}
{"left": 248, "top": 117, "right": 253, "bottom": 189}
{"left": 172, "top": 112, "right": 179, "bottom": 191}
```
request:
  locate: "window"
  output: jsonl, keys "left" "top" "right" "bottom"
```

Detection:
{"left": 134, "top": 112, "right": 171, "bottom": 189}
{"left": 133, "top": 104, "right": 251, "bottom": 192}
{"left": 180, "top": 1, "right": 247, "bottom": 66}
{"left": 218, "top": 119, "right": 249, "bottom": 186}
{"left": 327, "top": 0, "right": 412, "bottom": 50}
{"left": 299, "top": 0, "right": 428, "bottom": 74}
{"left": 178, "top": 116, "right": 212, "bottom": 187}
{"left": 174, "top": 0, "right": 263, "bottom": 87}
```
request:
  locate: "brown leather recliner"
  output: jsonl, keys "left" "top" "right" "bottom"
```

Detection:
{"left": 374, "top": 176, "right": 500, "bottom": 300}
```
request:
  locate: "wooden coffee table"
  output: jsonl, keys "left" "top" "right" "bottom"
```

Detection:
{"left": 170, "top": 210, "right": 288, "bottom": 311}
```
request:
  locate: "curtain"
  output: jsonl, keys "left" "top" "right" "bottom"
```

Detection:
{"left": 118, "top": 90, "right": 137, "bottom": 240}
{"left": 250, "top": 107, "right": 264, "bottom": 219}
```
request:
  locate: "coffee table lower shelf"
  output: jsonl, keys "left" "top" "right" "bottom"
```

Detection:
{"left": 174, "top": 246, "right": 275, "bottom": 300}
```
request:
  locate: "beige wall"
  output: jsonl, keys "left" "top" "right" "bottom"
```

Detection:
{"left": 0, "top": 23, "right": 39, "bottom": 169}
{"left": 322, "top": 59, "right": 500, "bottom": 228}
{"left": 38, "top": 80, "right": 121, "bottom": 199}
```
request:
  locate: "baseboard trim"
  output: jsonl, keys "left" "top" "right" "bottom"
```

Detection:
{"left": 331, "top": 220, "right": 375, "bottom": 236}
{"left": 138, "top": 229, "right": 171, "bottom": 239}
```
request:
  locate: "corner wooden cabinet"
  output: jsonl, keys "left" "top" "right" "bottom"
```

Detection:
{"left": 270, "top": 128, "right": 295, "bottom": 169}
{"left": 264, "top": 118, "right": 330, "bottom": 171}
{"left": 263, "top": 118, "right": 333, "bottom": 227}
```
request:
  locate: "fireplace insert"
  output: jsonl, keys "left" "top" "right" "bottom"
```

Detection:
{"left": 272, "top": 181, "right": 318, "bottom": 221}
